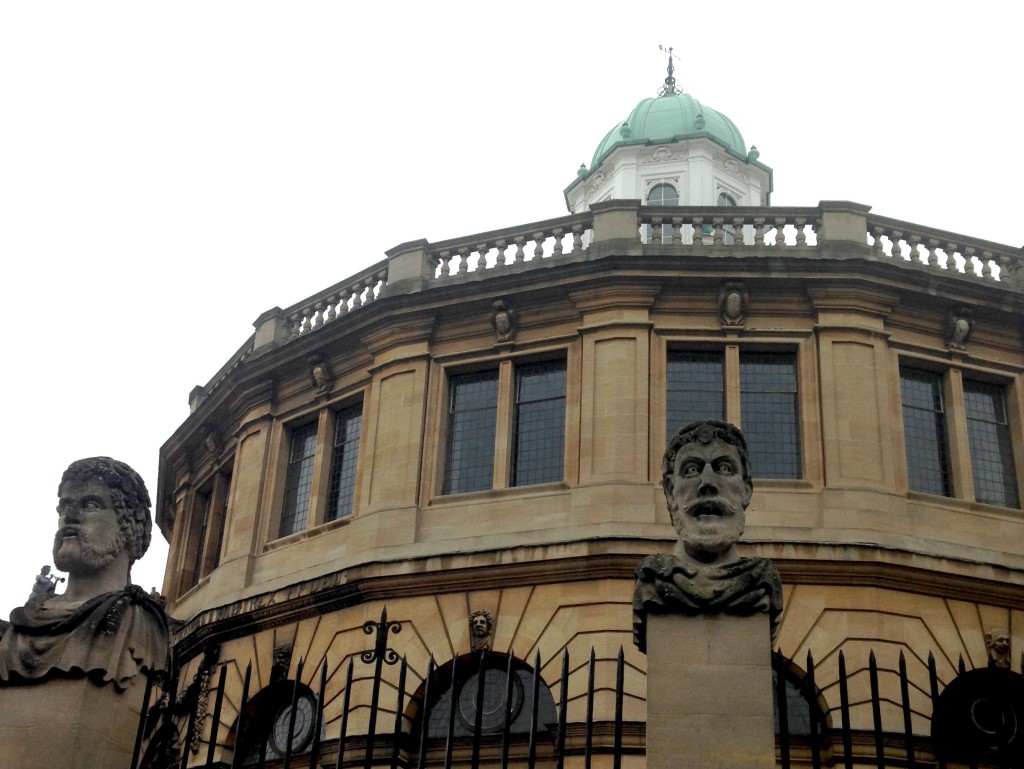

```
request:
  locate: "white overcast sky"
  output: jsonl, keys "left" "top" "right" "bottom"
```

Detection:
{"left": 1, "top": 2, "right": 1021, "bottom": 620}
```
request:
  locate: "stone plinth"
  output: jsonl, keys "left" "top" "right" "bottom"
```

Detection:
{"left": 0, "top": 677, "right": 148, "bottom": 769}
{"left": 646, "top": 612, "right": 775, "bottom": 769}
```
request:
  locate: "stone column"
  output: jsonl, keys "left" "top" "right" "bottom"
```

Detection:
{"left": 645, "top": 612, "right": 776, "bottom": 769}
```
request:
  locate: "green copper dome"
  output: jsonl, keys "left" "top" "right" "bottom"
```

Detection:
{"left": 589, "top": 92, "right": 747, "bottom": 170}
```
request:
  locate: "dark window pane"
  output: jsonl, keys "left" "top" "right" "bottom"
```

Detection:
{"left": 512, "top": 360, "right": 566, "bottom": 486}
{"left": 900, "top": 368, "right": 952, "bottom": 496}
{"left": 209, "top": 473, "right": 230, "bottom": 571}
{"left": 189, "top": 492, "right": 212, "bottom": 588}
{"left": 280, "top": 422, "right": 318, "bottom": 536}
{"left": 327, "top": 403, "right": 362, "bottom": 521}
{"left": 740, "top": 352, "right": 800, "bottom": 479}
{"left": 666, "top": 351, "right": 724, "bottom": 439}
{"left": 444, "top": 370, "right": 499, "bottom": 494}
{"left": 965, "top": 380, "right": 1019, "bottom": 507}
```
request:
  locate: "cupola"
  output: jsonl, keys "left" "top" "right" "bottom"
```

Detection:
{"left": 565, "top": 50, "right": 773, "bottom": 214}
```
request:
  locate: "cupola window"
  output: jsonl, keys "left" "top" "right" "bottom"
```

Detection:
{"left": 647, "top": 183, "right": 678, "bottom": 207}
{"left": 716, "top": 192, "right": 739, "bottom": 244}
{"left": 643, "top": 184, "right": 679, "bottom": 243}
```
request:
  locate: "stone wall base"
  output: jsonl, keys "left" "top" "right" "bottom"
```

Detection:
{"left": 0, "top": 676, "right": 147, "bottom": 769}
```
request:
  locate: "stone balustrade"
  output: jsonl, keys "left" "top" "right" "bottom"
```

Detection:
{"left": 282, "top": 259, "right": 389, "bottom": 340}
{"left": 867, "top": 213, "right": 1020, "bottom": 286}
{"left": 189, "top": 201, "right": 1022, "bottom": 410}
{"left": 637, "top": 205, "right": 821, "bottom": 247}
{"left": 428, "top": 212, "right": 594, "bottom": 280}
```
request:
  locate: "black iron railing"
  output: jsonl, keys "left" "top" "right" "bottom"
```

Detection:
{"left": 131, "top": 609, "right": 1023, "bottom": 769}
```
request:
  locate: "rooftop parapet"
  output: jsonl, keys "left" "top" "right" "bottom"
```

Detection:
{"left": 189, "top": 201, "right": 1023, "bottom": 412}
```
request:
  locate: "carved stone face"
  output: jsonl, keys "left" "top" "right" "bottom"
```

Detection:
{"left": 471, "top": 614, "right": 490, "bottom": 637}
{"left": 54, "top": 477, "right": 126, "bottom": 575}
{"left": 987, "top": 629, "right": 1011, "bottom": 668}
{"left": 669, "top": 439, "right": 752, "bottom": 564}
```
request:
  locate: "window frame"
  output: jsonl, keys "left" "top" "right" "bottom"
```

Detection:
{"left": 326, "top": 401, "right": 364, "bottom": 521}
{"left": 642, "top": 180, "right": 681, "bottom": 245}
{"left": 177, "top": 460, "right": 233, "bottom": 596}
{"left": 434, "top": 353, "right": 570, "bottom": 498}
{"left": 646, "top": 182, "right": 679, "bottom": 207}
{"left": 270, "top": 396, "right": 367, "bottom": 541}
{"left": 898, "top": 360, "right": 1022, "bottom": 508}
{"left": 278, "top": 420, "right": 320, "bottom": 538}
{"left": 659, "top": 339, "right": 811, "bottom": 483}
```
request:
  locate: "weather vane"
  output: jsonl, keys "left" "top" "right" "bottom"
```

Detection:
{"left": 658, "top": 44, "right": 682, "bottom": 96}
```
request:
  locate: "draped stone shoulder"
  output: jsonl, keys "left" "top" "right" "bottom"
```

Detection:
{"left": 0, "top": 585, "right": 171, "bottom": 691}
{"left": 633, "top": 553, "right": 782, "bottom": 652}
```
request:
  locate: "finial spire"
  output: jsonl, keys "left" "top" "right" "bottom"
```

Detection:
{"left": 657, "top": 44, "right": 682, "bottom": 96}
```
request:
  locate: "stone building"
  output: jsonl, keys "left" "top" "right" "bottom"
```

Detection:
{"left": 150, "top": 64, "right": 1024, "bottom": 767}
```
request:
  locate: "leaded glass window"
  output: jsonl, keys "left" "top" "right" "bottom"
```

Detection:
{"left": 666, "top": 351, "right": 724, "bottom": 438}
{"left": 189, "top": 491, "right": 212, "bottom": 588}
{"left": 280, "top": 422, "right": 318, "bottom": 537}
{"left": 964, "top": 380, "right": 1019, "bottom": 507}
{"left": 900, "top": 368, "right": 952, "bottom": 497}
{"left": 512, "top": 360, "right": 566, "bottom": 486}
{"left": 444, "top": 370, "right": 499, "bottom": 494}
{"left": 740, "top": 352, "right": 800, "bottom": 479}
{"left": 666, "top": 349, "right": 800, "bottom": 479}
{"left": 326, "top": 403, "right": 362, "bottom": 521}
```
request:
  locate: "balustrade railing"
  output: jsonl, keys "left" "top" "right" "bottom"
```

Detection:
{"left": 638, "top": 206, "right": 821, "bottom": 248}
{"left": 192, "top": 204, "right": 1022, "bottom": 407}
{"left": 428, "top": 212, "right": 593, "bottom": 281}
{"left": 282, "top": 259, "right": 389, "bottom": 341}
{"left": 867, "top": 213, "right": 1020, "bottom": 286}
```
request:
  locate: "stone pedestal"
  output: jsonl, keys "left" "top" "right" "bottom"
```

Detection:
{"left": 646, "top": 612, "right": 775, "bottom": 769}
{"left": 0, "top": 677, "right": 148, "bottom": 769}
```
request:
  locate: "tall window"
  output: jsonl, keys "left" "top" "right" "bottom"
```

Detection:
{"left": 326, "top": 403, "right": 363, "bottom": 521}
{"left": 718, "top": 191, "right": 738, "bottom": 244}
{"left": 666, "top": 349, "right": 801, "bottom": 479}
{"left": 666, "top": 351, "right": 724, "bottom": 431}
{"left": 512, "top": 360, "right": 567, "bottom": 486}
{"left": 442, "top": 359, "right": 568, "bottom": 495}
{"left": 899, "top": 366, "right": 1019, "bottom": 507}
{"left": 965, "top": 380, "right": 1019, "bottom": 507}
{"left": 181, "top": 468, "right": 232, "bottom": 594}
{"left": 644, "top": 184, "right": 678, "bottom": 244}
{"left": 280, "top": 422, "right": 318, "bottom": 537}
{"left": 740, "top": 352, "right": 800, "bottom": 479}
{"left": 900, "top": 368, "right": 952, "bottom": 496}
{"left": 444, "top": 370, "right": 499, "bottom": 494}
{"left": 190, "top": 492, "right": 213, "bottom": 585}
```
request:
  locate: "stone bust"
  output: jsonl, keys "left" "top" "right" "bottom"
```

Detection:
{"left": 0, "top": 457, "right": 171, "bottom": 690}
{"left": 633, "top": 420, "right": 783, "bottom": 652}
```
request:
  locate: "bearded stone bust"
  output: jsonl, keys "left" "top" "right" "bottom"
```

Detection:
{"left": 633, "top": 421, "right": 783, "bottom": 652}
{"left": 0, "top": 457, "right": 171, "bottom": 690}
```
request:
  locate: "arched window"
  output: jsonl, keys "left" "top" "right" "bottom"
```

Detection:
{"left": 773, "top": 654, "right": 829, "bottom": 738}
{"left": 647, "top": 183, "right": 678, "bottom": 207}
{"left": 231, "top": 680, "right": 324, "bottom": 764}
{"left": 643, "top": 183, "right": 678, "bottom": 243}
{"left": 718, "top": 191, "right": 739, "bottom": 244}
{"left": 410, "top": 652, "right": 558, "bottom": 741}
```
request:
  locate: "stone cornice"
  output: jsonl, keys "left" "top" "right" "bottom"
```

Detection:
{"left": 171, "top": 545, "right": 1024, "bottom": 664}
